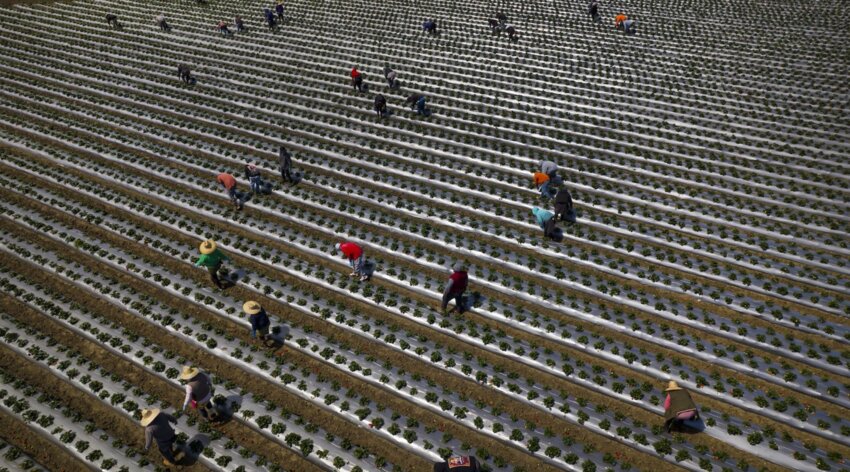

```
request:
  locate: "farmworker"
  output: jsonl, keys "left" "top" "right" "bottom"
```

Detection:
{"left": 415, "top": 96, "right": 428, "bottom": 116}
{"left": 663, "top": 381, "right": 699, "bottom": 432}
{"left": 406, "top": 94, "right": 422, "bottom": 110}
{"left": 234, "top": 16, "right": 245, "bottom": 32}
{"left": 488, "top": 18, "right": 500, "bottom": 31}
{"left": 441, "top": 263, "right": 468, "bottom": 313}
{"left": 540, "top": 159, "right": 559, "bottom": 181}
{"left": 496, "top": 12, "right": 507, "bottom": 25}
{"left": 423, "top": 19, "right": 438, "bottom": 35}
{"left": 177, "top": 64, "right": 185, "bottom": 81}
{"left": 383, "top": 66, "right": 397, "bottom": 88}
{"left": 244, "top": 161, "right": 262, "bottom": 194}
{"left": 589, "top": 1, "right": 600, "bottom": 21}
{"left": 275, "top": 0, "right": 285, "bottom": 19}
{"left": 279, "top": 146, "right": 294, "bottom": 184}
{"left": 243, "top": 301, "right": 271, "bottom": 341}
{"left": 105, "top": 14, "right": 120, "bottom": 28}
{"left": 553, "top": 187, "right": 576, "bottom": 223}
{"left": 434, "top": 454, "right": 481, "bottom": 472}
{"left": 374, "top": 94, "right": 388, "bottom": 117}
{"left": 614, "top": 13, "right": 627, "bottom": 29}
{"left": 217, "top": 172, "right": 244, "bottom": 210}
{"left": 179, "top": 366, "right": 215, "bottom": 421}
{"left": 350, "top": 67, "right": 364, "bottom": 93}
{"left": 533, "top": 171, "right": 556, "bottom": 199}
{"left": 217, "top": 20, "right": 232, "bottom": 36}
{"left": 195, "top": 240, "right": 231, "bottom": 289}
{"left": 623, "top": 18, "right": 637, "bottom": 34}
{"left": 177, "top": 64, "right": 193, "bottom": 84}
{"left": 532, "top": 207, "right": 557, "bottom": 238}
{"left": 141, "top": 408, "right": 179, "bottom": 466}
{"left": 155, "top": 14, "right": 170, "bottom": 31}
{"left": 335, "top": 241, "right": 368, "bottom": 281}
{"left": 505, "top": 25, "right": 518, "bottom": 41}
{"left": 264, "top": 8, "right": 276, "bottom": 29}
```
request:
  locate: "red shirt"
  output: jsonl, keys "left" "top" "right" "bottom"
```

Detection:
{"left": 350, "top": 68, "right": 360, "bottom": 79}
{"left": 217, "top": 173, "right": 236, "bottom": 190}
{"left": 448, "top": 271, "right": 468, "bottom": 294}
{"left": 339, "top": 242, "right": 362, "bottom": 260}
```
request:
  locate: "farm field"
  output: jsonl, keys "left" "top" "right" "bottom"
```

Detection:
{"left": 0, "top": 0, "right": 847, "bottom": 470}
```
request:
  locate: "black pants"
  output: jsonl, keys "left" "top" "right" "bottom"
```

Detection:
{"left": 157, "top": 436, "right": 177, "bottom": 462}
{"left": 208, "top": 261, "right": 224, "bottom": 288}
{"left": 159, "top": 21, "right": 170, "bottom": 31}
{"left": 353, "top": 78, "right": 363, "bottom": 92}
{"left": 281, "top": 167, "right": 293, "bottom": 183}
{"left": 441, "top": 292, "right": 464, "bottom": 312}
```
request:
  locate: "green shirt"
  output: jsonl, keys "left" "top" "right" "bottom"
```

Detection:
{"left": 195, "top": 249, "right": 228, "bottom": 268}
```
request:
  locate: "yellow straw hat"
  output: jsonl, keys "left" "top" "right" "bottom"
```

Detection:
{"left": 178, "top": 366, "right": 200, "bottom": 381}
{"left": 243, "top": 301, "right": 262, "bottom": 315}
{"left": 199, "top": 240, "right": 217, "bottom": 255}
{"left": 664, "top": 381, "right": 682, "bottom": 392}
{"left": 140, "top": 408, "right": 161, "bottom": 426}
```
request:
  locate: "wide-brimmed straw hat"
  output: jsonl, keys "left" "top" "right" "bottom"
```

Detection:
{"left": 334, "top": 243, "right": 342, "bottom": 251}
{"left": 452, "top": 262, "right": 466, "bottom": 272}
{"left": 664, "top": 381, "right": 682, "bottom": 392}
{"left": 140, "top": 408, "right": 161, "bottom": 426}
{"left": 178, "top": 366, "right": 200, "bottom": 381}
{"left": 243, "top": 301, "right": 262, "bottom": 315}
{"left": 199, "top": 240, "right": 217, "bottom": 255}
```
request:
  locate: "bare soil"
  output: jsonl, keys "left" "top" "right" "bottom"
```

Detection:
{"left": 0, "top": 411, "right": 91, "bottom": 472}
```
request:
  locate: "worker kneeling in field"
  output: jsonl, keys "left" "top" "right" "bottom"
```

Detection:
{"left": 179, "top": 366, "right": 217, "bottom": 421}
{"left": 663, "top": 381, "right": 700, "bottom": 432}
{"left": 434, "top": 454, "right": 481, "bottom": 472}
{"left": 141, "top": 408, "right": 179, "bottom": 466}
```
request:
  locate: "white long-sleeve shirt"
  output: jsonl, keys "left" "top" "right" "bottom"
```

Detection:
{"left": 182, "top": 384, "right": 212, "bottom": 411}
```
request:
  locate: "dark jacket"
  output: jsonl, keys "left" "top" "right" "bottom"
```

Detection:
{"left": 144, "top": 413, "right": 177, "bottom": 450}
{"left": 554, "top": 188, "right": 573, "bottom": 213}
{"left": 664, "top": 389, "right": 697, "bottom": 423}
{"left": 244, "top": 164, "right": 261, "bottom": 180}
{"left": 188, "top": 373, "right": 212, "bottom": 402}
{"left": 279, "top": 148, "right": 292, "bottom": 171}
{"left": 434, "top": 456, "right": 480, "bottom": 472}
{"left": 375, "top": 95, "right": 387, "bottom": 109}
{"left": 249, "top": 309, "right": 271, "bottom": 332}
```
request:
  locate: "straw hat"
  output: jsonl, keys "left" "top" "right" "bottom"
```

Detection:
{"left": 664, "top": 381, "right": 682, "bottom": 392}
{"left": 178, "top": 366, "right": 200, "bottom": 381}
{"left": 199, "top": 240, "right": 217, "bottom": 255}
{"left": 452, "top": 262, "right": 466, "bottom": 272}
{"left": 334, "top": 243, "right": 342, "bottom": 252}
{"left": 140, "top": 408, "right": 161, "bottom": 426}
{"left": 243, "top": 301, "right": 262, "bottom": 315}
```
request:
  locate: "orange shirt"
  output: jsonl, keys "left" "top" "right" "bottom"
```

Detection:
{"left": 615, "top": 14, "right": 627, "bottom": 25}
{"left": 217, "top": 173, "right": 236, "bottom": 190}
{"left": 533, "top": 172, "right": 550, "bottom": 186}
